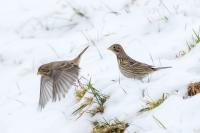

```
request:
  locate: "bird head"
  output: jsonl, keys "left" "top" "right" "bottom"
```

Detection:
{"left": 108, "top": 44, "right": 125, "bottom": 55}
{"left": 37, "top": 64, "right": 50, "bottom": 76}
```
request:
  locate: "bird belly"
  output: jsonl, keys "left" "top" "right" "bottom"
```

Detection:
{"left": 119, "top": 66, "right": 146, "bottom": 80}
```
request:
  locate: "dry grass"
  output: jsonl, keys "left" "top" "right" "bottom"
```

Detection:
{"left": 139, "top": 94, "right": 167, "bottom": 113}
{"left": 187, "top": 82, "right": 200, "bottom": 96}
{"left": 73, "top": 79, "right": 108, "bottom": 118}
{"left": 74, "top": 80, "right": 90, "bottom": 101}
{"left": 91, "top": 119, "right": 129, "bottom": 133}
{"left": 152, "top": 115, "right": 167, "bottom": 130}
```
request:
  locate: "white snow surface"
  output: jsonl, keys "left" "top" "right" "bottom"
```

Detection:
{"left": 1, "top": 0, "right": 200, "bottom": 132}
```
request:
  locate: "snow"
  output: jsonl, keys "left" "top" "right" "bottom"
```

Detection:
{"left": 0, "top": 0, "right": 200, "bottom": 132}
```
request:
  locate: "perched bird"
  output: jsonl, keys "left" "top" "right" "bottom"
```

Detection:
{"left": 37, "top": 46, "right": 89, "bottom": 109}
{"left": 108, "top": 44, "right": 171, "bottom": 80}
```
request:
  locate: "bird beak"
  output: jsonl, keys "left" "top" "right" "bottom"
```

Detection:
{"left": 37, "top": 71, "right": 40, "bottom": 75}
{"left": 107, "top": 46, "right": 112, "bottom": 51}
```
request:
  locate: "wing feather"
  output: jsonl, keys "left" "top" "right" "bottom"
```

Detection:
{"left": 52, "top": 64, "right": 79, "bottom": 101}
{"left": 39, "top": 76, "right": 53, "bottom": 109}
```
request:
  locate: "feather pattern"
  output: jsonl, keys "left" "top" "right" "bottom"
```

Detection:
{"left": 117, "top": 54, "right": 154, "bottom": 79}
{"left": 108, "top": 44, "right": 171, "bottom": 80}
{"left": 39, "top": 76, "right": 53, "bottom": 109}
{"left": 37, "top": 46, "right": 88, "bottom": 109}
{"left": 52, "top": 63, "right": 79, "bottom": 101}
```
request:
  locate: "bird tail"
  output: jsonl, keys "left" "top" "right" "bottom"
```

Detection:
{"left": 77, "top": 46, "right": 89, "bottom": 58}
{"left": 154, "top": 66, "right": 172, "bottom": 70}
{"left": 73, "top": 46, "right": 89, "bottom": 64}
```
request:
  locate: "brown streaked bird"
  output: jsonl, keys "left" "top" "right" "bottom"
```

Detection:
{"left": 108, "top": 44, "right": 171, "bottom": 80}
{"left": 37, "top": 46, "right": 89, "bottom": 109}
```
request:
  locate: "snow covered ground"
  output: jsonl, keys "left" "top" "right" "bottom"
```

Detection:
{"left": 1, "top": 0, "right": 200, "bottom": 132}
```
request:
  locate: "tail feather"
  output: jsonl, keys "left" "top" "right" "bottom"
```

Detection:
{"left": 154, "top": 66, "right": 172, "bottom": 70}
{"left": 77, "top": 46, "right": 89, "bottom": 59}
{"left": 73, "top": 46, "right": 89, "bottom": 64}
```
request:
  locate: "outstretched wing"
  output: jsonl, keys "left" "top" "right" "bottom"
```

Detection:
{"left": 52, "top": 63, "right": 80, "bottom": 101}
{"left": 39, "top": 76, "right": 53, "bottom": 109}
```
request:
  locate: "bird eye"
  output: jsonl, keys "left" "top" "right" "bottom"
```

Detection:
{"left": 113, "top": 46, "right": 116, "bottom": 49}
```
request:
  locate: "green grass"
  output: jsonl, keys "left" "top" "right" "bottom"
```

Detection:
{"left": 73, "top": 79, "right": 108, "bottom": 119}
{"left": 139, "top": 94, "right": 167, "bottom": 113}
{"left": 176, "top": 29, "right": 200, "bottom": 58}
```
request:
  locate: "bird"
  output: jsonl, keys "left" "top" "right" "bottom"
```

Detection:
{"left": 108, "top": 44, "right": 171, "bottom": 80}
{"left": 37, "top": 46, "right": 89, "bottom": 109}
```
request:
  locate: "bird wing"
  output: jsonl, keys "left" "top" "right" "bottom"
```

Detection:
{"left": 126, "top": 57, "right": 154, "bottom": 74}
{"left": 52, "top": 63, "right": 80, "bottom": 101}
{"left": 39, "top": 76, "right": 53, "bottom": 109}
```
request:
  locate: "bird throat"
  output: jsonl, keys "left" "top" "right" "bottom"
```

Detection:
{"left": 116, "top": 55, "right": 125, "bottom": 64}
{"left": 117, "top": 52, "right": 130, "bottom": 64}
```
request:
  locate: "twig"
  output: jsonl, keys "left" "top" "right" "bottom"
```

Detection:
{"left": 159, "top": 0, "right": 172, "bottom": 14}
{"left": 8, "top": 97, "right": 26, "bottom": 106}
{"left": 152, "top": 115, "right": 167, "bottom": 130}
{"left": 67, "top": 2, "right": 89, "bottom": 19}
{"left": 101, "top": 1, "right": 119, "bottom": 15}
{"left": 120, "top": 86, "right": 127, "bottom": 94}
{"left": 142, "top": 89, "right": 145, "bottom": 98}
{"left": 16, "top": 82, "right": 22, "bottom": 95}
{"left": 149, "top": 53, "right": 154, "bottom": 65}
{"left": 81, "top": 31, "right": 103, "bottom": 59}
{"left": 118, "top": 72, "right": 127, "bottom": 94}
{"left": 118, "top": 71, "right": 121, "bottom": 85}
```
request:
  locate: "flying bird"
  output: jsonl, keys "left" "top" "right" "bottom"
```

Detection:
{"left": 37, "top": 46, "right": 89, "bottom": 109}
